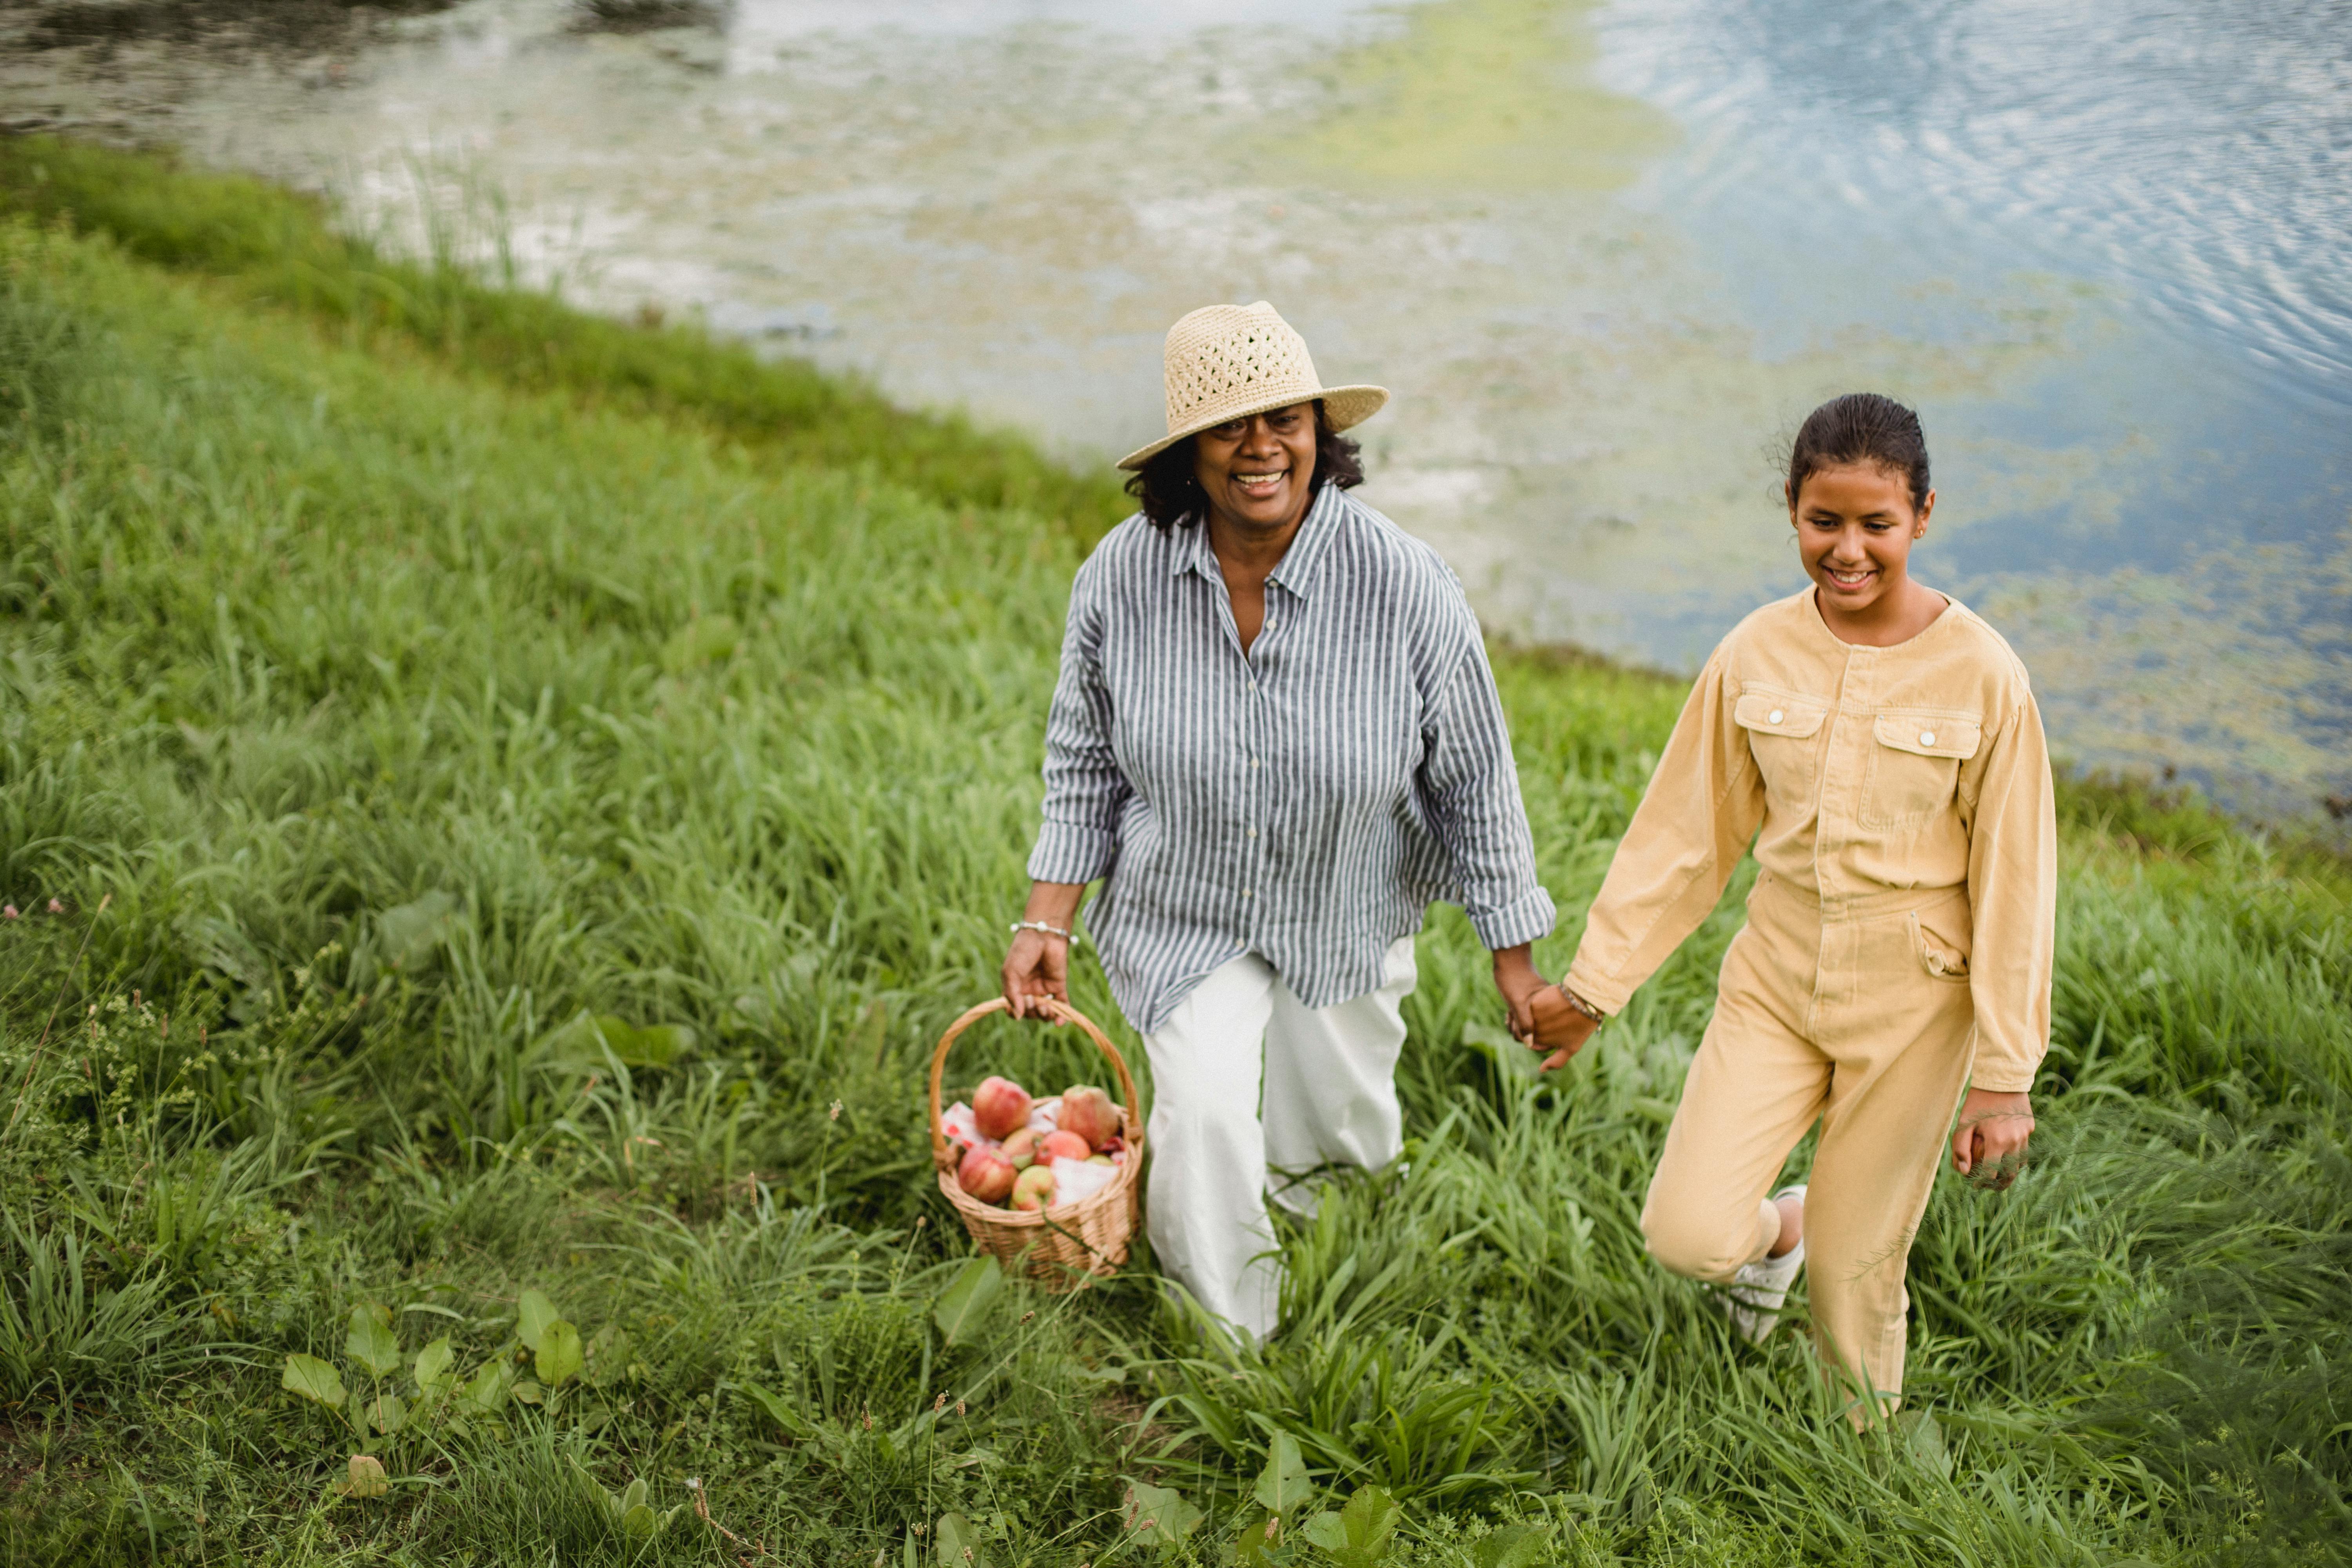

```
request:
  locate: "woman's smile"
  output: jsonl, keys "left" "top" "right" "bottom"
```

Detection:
{"left": 1194, "top": 403, "right": 1319, "bottom": 534}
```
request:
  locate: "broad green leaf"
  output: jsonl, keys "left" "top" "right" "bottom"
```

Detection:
{"left": 1234, "top": 1510, "right": 1283, "bottom": 1568}
{"left": 281, "top": 1353, "right": 347, "bottom": 1408}
{"left": 465, "top": 1359, "right": 510, "bottom": 1412}
{"left": 935, "top": 1511, "right": 993, "bottom": 1568}
{"left": 1302, "top": 1513, "right": 1349, "bottom": 1554}
{"left": 339, "top": 1454, "right": 389, "bottom": 1499}
{"left": 1470, "top": 1525, "right": 1544, "bottom": 1568}
{"left": 1123, "top": 1480, "right": 1203, "bottom": 1548}
{"left": 516, "top": 1289, "right": 559, "bottom": 1351}
{"left": 619, "top": 1477, "right": 648, "bottom": 1516}
{"left": 364, "top": 1391, "right": 408, "bottom": 1435}
{"left": 931, "top": 1255, "right": 1004, "bottom": 1347}
{"left": 535, "top": 1319, "right": 584, "bottom": 1386}
{"left": 619, "top": 1502, "right": 661, "bottom": 1539}
{"left": 1252, "top": 1432, "right": 1310, "bottom": 1517}
{"left": 511, "top": 1378, "right": 546, "bottom": 1406}
{"left": 346, "top": 1303, "right": 401, "bottom": 1379}
{"left": 413, "top": 1335, "right": 453, "bottom": 1390}
{"left": 1311, "top": 1486, "right": 1401, "bottom": 1568}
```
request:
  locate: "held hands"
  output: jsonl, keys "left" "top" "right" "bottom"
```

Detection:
{"left": 1952, "top": 1087, "right": 2034, "bottom": 1187}
{"left": 1492, "top": 947, "right": 1598, "bottom": 1072}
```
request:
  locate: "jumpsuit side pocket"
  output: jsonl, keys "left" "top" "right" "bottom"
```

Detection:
{"left": 1907, "top": 908, "right": 1973, "bottom": 984}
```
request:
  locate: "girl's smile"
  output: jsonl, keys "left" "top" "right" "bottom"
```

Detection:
{"left": 1790, "top": 460, "right": 1946, "bottom": 646}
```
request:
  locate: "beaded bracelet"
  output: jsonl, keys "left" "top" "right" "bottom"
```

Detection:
{"left": 1011, "top": 920, "right": 1076, "bottom": 942}
{"left": 1552, "top": 983, "right": 1608, "bottom": 1028}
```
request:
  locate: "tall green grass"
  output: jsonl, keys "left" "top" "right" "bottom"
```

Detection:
{"left": 0, "top": 139, "right": 2347, "bottom": 1566}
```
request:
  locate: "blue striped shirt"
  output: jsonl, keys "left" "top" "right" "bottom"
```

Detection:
{"left": 1027, "top": 485, "right": 1555, "bottom": 1033}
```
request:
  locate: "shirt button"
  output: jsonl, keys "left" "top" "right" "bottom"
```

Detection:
{"left": 1250, "top": 757, "right": 1260, "bottom": 769}
{"left": 1768, "top": 709, "right": 1785, "bottom": 725}
{"left": 1242, "top": 889, "right": 1253, "bottom": 898}
{"left": 1920, "top": 730, "right": 1937, "bottom": 746}
{"left": 1249, "top": 681, "right": 1258, "bottom": 692}
{"left": 1247, "top": 827, "right": 1258, "bottom": 838}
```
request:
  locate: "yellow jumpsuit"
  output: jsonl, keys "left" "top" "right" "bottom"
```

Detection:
{"left": 1563, "top": 588, "right": 2056, "bottom": 1410}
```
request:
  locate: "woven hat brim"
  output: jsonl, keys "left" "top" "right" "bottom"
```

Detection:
{"left": 1115, "top": 384, "right": 1388, "bottom": 472}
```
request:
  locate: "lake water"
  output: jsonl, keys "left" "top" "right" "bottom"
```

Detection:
{"left": 5, "top": 0, "right": 2347, "bottom": 821}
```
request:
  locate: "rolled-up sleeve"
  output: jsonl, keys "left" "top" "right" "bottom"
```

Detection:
{"left": 1417, "top": 639, "right": 1555, "bottom": 951}
{"left": 1027, "top": 560, "right": 1130, "bottom": 884}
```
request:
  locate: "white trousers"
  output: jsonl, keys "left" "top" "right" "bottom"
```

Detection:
{"left": 1140, "top": 938, "right": 1417, "bottom": 1343}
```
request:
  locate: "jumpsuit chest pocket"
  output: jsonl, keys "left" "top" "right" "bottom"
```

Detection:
{"left": 1734, "top": 689, "right": 1828, "bottom": 806}
{"left": 1864, "top": 712, "right": 1982, "bottom": 828}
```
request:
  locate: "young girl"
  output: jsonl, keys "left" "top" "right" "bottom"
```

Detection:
{"left": 1518, "top": 393, "right": 2054, "bottom": 1419}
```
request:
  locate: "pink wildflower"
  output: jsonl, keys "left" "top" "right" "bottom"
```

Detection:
{"left": 47, "top": 899, "right": 63, "bottom": 913}
{"left": 2, "top": 906, "right": 16, "bottom": 919}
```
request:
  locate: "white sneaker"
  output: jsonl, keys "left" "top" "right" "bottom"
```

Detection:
{"left": 1724, "top": 1184, "right": 1806, "bottom": 1344}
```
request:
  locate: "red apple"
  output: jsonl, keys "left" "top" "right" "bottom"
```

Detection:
{"left": 1011, "top": 1164, "right": 1056, "bottom": 1212}
{"left": 1002, "top": 1128, "right": 1039, "bottom": 1170}
{"left": 1042, "top": 1129, "right": 1090, "bottom": 1163}
{"left": 957, "top": 1147, "right": 1016, "bottom": 1205}
{"left": 1057, "top": 1085, "right": 1120, "bottom": 1150}
{"left": 973, "top": 1076, "right": 1033, "bottom": 1141}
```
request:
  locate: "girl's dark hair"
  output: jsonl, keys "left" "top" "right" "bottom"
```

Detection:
{"left": 1788, "top": 393, "right": 1931, "bottom": 512}
{"left": 1125, "top": 399, "right": 1365, "bottom": 529}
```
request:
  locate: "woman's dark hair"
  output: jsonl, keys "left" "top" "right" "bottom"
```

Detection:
{"left": 1787, "top": 393, "right": 1931, "bottom": 512}
{"left": 1125, "top": 399, "right": 1365, "bottom": 529}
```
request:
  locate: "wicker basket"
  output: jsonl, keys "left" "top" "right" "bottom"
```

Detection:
{"left": 928, "top": 996, "right": 1144, "bottom": 1291}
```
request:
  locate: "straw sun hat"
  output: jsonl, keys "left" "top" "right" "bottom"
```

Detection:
{"left": 1115, "top": 301, "right": 1388, "bottom": 471}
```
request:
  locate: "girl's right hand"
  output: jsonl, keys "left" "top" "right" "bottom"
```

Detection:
{"left": 1000, "top": 928, "right": 1070, "bottom": 1019}
{"left": 1517, "top": 984, "right": 1601, "bottom": 1071}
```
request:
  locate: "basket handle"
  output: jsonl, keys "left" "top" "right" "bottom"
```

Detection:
{"left": 927, "top": 997, "right": 1143, "bottom": 1169}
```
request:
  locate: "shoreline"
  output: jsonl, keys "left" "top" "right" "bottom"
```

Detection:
{"left": 6, "top": 132, "right": 2339, "bottom": 862}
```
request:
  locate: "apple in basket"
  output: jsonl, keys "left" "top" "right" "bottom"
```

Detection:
{"left": 1001, "top": 1127, "right": 1040, "bottom": 1170}
{"left": 1041, "top": 1129, "right": 1091, "bottom": 1163}
{"left": 973, "top": 1075, "right": 1033, "bottom": 1141}
{"left": 956, "top": 1145, "right": 1017, "bottom": 1205}
{"left": 1056, "top": 1084, "right": 1120, "bottom": 1150}
{"left": 1011, "top": 1164, "right": 1056, "bottom": 1212}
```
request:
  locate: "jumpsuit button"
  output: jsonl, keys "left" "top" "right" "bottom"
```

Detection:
{"left": 1920, "top": 730, "right": 1936, "bottom": 746}
{"left": 1247, "top": 827, "right": 1258, "bottom": 838}
{"left": 1768, "top": 709, "right": 1784, "bottom": 724}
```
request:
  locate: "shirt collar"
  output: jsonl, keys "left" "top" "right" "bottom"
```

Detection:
{"left": 1167, "top": 484, "right": 1345, "bottom": 600}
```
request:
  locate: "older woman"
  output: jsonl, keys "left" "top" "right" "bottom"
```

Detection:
{"left": 1001, "top": 302, "right": 1553, "bottom": 1340}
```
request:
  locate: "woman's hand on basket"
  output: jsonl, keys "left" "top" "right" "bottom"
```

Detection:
{"left": 1003, "top": 880, "right": 1085, "bottom": 1020}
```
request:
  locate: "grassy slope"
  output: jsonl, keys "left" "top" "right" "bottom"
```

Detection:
{"left": 0, "top": 139, "right": 2347, "bottom": 1567}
